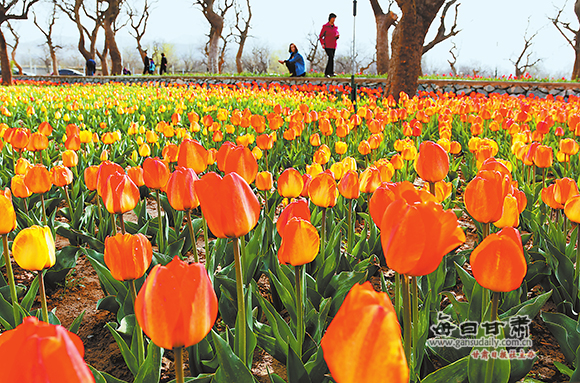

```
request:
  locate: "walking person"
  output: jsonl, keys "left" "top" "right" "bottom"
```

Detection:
{"left": 160, "top": 53, "right": 168, "bottom": 75}
{"left": 278, "top": 43, "right": 306, "bottom": 77}
{"left": 319, "top": 13, "right": 339, "bottom": 77}
{"left": 85, "top": 58, "right": 96, "bottom": 76}
{"left": 143, "top": 53, "right": 150, "bottom": 75}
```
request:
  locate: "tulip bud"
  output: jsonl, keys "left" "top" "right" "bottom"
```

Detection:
{"left": 166, "top": 167, "right": 200, "bottom": 211}
{"left": 104, "top": 233, "right": 152, "bottom": 281}
{"left": 277, "top": 168, "right": 304, "bottom": 199}
{"left": 12, "top": 225, "right": 56, "bottom": 271}
{"left": 278, "top": 218, "right": 320, "bottom": 266}
{"left": 24, "top": 164, "right": 52, "bottom": 194}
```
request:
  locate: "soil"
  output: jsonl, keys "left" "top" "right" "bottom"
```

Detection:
{"left": 1, "top": 197, "right": 572, "bottom": 383}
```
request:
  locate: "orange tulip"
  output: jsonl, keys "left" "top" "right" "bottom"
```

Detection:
{"left": 358, "top": 140, "right": 371, "bottom": 156}
{"left": 415, "top": 141, "right": 449, "bottom": 183}
{"left": 51, "top": 165, "right": 74, "bottom": 187}
{"left": 38, "top": 121, "right": 53, "bottom": 136}
{"left": 380, "top": 198, "right": 464, "bottom": 276}
{"left": 321, "top": 281, "right": 408, "bottom": 383}
{"left": 216, "top": 141, "right": 236, "bottom": 172}
{"left": 0, "top": 316, "right": 94, "bottom": 383}
{"left": 196, "top": 172, "right": 260, "bottom": 238}
{"left": 11, "top": 128, "right": 30, "bottom": 151}
{"left": 0, "top": 189, "right": 16, "bottom": 234}
{"left": 533, "top": 145, "right": 553, "bottom": 168}
{"left": 11, "top": 175, "right": 32, "bottom": 199}
{"left": 166, "top": 166, "right": 200, "bottom": 211}
{"left": 102, "top": 172, "right": 140, "bottom": 214}
{"left": 256, "top": 171, "right": 273, "bottom": 191}
{"left": 24, "top": 164, "right": 52, "bottom": 194}
{"left": 493, "top": 194, "right": 521, "bottom": 228}
{"left": 14, "top": 157, "right": 32, "bottom": 175}
{"left": 277, "top": 168, "right": 304, "bottom": 198}
{"left": 554, "top": 178, "right": 579, "bottom": 205}
{"left": 359, "top": 166, "right": 382, "bottom": 194}
{"left": 64, "top": 133, "right": 81, "bottom": 151}
{"left": 542, "top": 184, "right": 563, "bottom": 209}
{"left": 84, "top": 166, "right": 99, "bottom": 191}
{"left": 223, "top": 145, "right": 258, "bottom": 184}
{"left": 308, "top": 171, "right": 338, "bottom": 208}
{"left": 96, "top": 161, "right": 124, "bottom": 197}
{"left": 127, "top": 166, "right": 145, "bottom": 187}
{"left": 565, "top": 195, "right": 580, "bottom": 224}
{"left": 278, "top": 217, "right": 320, "bottom": 266}
{"left": 368, "top": 181, "right": 431, "bottom": 227}
{"left": 470, "top": 227, "right": 526, "bottom": 292}
{"left": 464, "top": 170, "right": 511, "bottom": 224}
{"left": 162, "top": 143, "right": 179, "bottom": 163}
{"left": 143, "top": 157, "right": 170, "bottom": 190}
{"left": 177, "top": 139, "right": 208, "bottom": 174}
{"left": 62, "top": 150, "right": 78, "bottom": 167}
{"left": 256, "top": 133, "right": 274, "bottom": 150}
{"left": 135, "top": 257, "right": 218, "bottom": 350}
{"left": 104, "top": 233, "right": 152, "bottom": 281}
{"left": 560, "top": 138, "right": 580, "bottom": 156}
{"left": 338, "top": 170, "right": 360, "bottom": 199}
{"left": 300, "top": 173, "right": 312, "bottom": 198}
{"left": 28, "top": 132, "right": 48, "bottom": 152}
{"left": 276, "top": 199, "right": 311, "bottom": 236}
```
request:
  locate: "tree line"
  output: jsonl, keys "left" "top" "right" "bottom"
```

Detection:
{"left": 1, "top": 0, "right": 579, "bottom": 99}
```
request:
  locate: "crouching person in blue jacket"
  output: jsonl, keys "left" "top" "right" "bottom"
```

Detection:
{"left": 278, "top": 43, "right": 306, "bottom": 77}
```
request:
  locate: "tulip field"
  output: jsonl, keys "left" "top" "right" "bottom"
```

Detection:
{"left": 1, "top": 78, "right": 580, "bottom": 383}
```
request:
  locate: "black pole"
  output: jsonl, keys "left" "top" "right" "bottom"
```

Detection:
{"left": 351, "top": 0, "right": 357, "bottom": 112}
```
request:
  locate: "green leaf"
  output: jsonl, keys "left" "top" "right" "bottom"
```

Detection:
{"left": 88, "top": 365, "right": 127, "bottom": 383}
{"left": 212, "top": 330, "right": 255, "bottom": 383}
{"left": 134, "top": 341, "right": 163, "bottom": 383}
{"left": 68, "top": 310, "right": 86, "bottom": 334}
{"left": 553, "top": 361, "right": 573, "bottom": 378}
{"left": 541, "top": 311, "right": 580, "bottom": 363}
{"left": 106, "top": 323, "right": 139, "bottom": 376}
{"left": 422, "top": 355, "right": 468, "bottom": 383}
{"left": 21, "top": 274, "right": 40, "bottom": 312}
{"left": 499, "top": 290, "right": 552, "bottom": 320}
{"left": 286, "top": 345, "right": 312, "bottom": 383}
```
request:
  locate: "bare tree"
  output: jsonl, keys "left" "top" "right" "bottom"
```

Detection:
{"left": 447, "top": 42, "right": 457, "bottom": 75}
{"left": 388, "top": 0, "right": 448, "bottom": 98}
{"left": 422, "top": 0, "right": 460, "bottom": 54}
{"left": 233, "top": 0, "right": 251, "bottom": 73}
{"left": 370, "top": 0, "right": 397, "bottom": 74}
{"left": 5, "top": 21, "right": 22, "bottom": 74}
{"left": 126, "top": 0, "right": 155, "bottom": 62}
{"left": 195, "top": 0, "right": 233, "bottom": 73}
{"left": 304, "top": 27, "right": 325, "bottom": 73}
{"left": 0, "top": 0, "right": 39, "bottom": 84}
{"left": 33, "top": 2, "right": 61, "bottom": 75}
{"left": 242, "top": 44, "right": 269, "bottom": 73}
{"left": 57, "top": 0, "right": 104, "bottom": 63}
{"left": 510, "top": 22, "right": 540, "bottom": 78}
{"left": 102, "top": 0, "right": 124, "bottom": 75}
{"left": 550, "top": 0, "right": 580, "bottom": 79}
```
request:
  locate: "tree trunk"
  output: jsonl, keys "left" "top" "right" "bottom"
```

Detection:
{"left": 97, "top": 42, "right": 109, "bottom": 76}
{"left": 370, "top": 0, "right": 398, "bottom": 75}
{"left": 573, "top": 0, "right": 580, "bottom": 79}
{"left": 387, "top": 0, "right": 444, "bottom": 99}
{"left": 50, "top": 47, "right": 58, "bottom": 76}
{"left": 104, "top": 21, "right": 122, "bottom": 75}
{"left": 236, "top": 35, "right": 246, "bottom": 73}
{"left": 207, "top": 24, "right": 222, "bottom": 73}
{"left": 0, "top": 29, "right": 12, "bottom": 85}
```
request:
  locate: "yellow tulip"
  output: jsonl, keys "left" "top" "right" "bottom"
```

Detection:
{"left": 12, "top": 226, "right": 56, "bottom": 271}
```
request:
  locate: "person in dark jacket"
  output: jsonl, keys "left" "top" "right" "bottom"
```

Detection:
{"left": 160, "top": 53, "right": 168, "bottom": 75}
{"left": 86, "top": 59, "right": 96, "bottom": 76}
{"left": 143, "top": 53, "right": 150, "bottom": 75}
{"left": 319, "top": 13, "right": 339, "bottom": 77}
{"left": 278, "top": 43, "right": 306, "bottom": 77}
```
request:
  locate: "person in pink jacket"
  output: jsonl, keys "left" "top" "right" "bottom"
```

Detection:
{"left": 319, "top": 13, "right": 339, "bottom": 77}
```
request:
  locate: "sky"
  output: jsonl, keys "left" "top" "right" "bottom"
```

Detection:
{"left": 10, "top": 0, "right": 580, "bottom": 78}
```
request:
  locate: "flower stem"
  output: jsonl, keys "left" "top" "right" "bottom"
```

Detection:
{"left": 111, "top": 212, "right": 118, "bottom": 235}
{"left": 402, "top": 274, "right": 412, "bottom": 371}
{"left": 39, "top": 271, "right": 49, "bottom": 323}
{"left": 263, "top": 190, "right": 269, "bottom": 217}
{"left": 187, "top": 210, "right": 199, "bottom": 263}
{"left": 119, "top": 213, "right": 126, "bottom": 235}
{"left": 412, "top": 276, "right": 419, "bottom": 355}
{"left": 202, "top": 214, "right": 210, "bottom": 271}
{"left": 320, "top": 208, "right": 327, "bottom": 258}
{"left": 484, "top": 291, "right": 500, "bottom": 383}
{"left": 129, "top": 279, "right": 145, "bottom": 365}
{"left": 428, "top": 181, "right": 436, "bottom": 196}
{"left": 347, "top": 199, "right": 353, "bottom": 254}
{"left": 96, "top": 196, "right": 103, "bottom": 224}
{"left": 63, "top": 185, "right": 73, "bottom": 220}
{"left": 2, "top": 235, "right": 19, "bottom": 325}
{"left": 174, "top": 346, "right": 184, "bottom": 383}
{"left": 482, "top": 222, "right": 490, "bottom": 240}
{"left": 295, "top": 264, "right": 304, "bottom": 357}
{"left": 40, "top": 193, "right": 47, "bottom": 226}
{"left": 156, "top": 190, "right": 163, "bottom": 252}
{"left": 233, "top": 237, "right": 247, "bottom": 365}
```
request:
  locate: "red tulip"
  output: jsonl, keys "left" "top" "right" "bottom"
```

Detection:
{"left": 415, "top": 141, "right": 450, "bottom": 182}
{"left": 143, "top": 157, "right": 170, "bottom": 190}
{"left": 321, "top": 282, "right": 408, "bottom": 383}
{"left": 381, "top": 199, "right": 465, "bottom": 276}
{"left": 135, "top": 257, "right": 218, "bottom": 349}
{"left": 104, "top": 233, "right": 152, "bottom": 281}
{"left": 196, "top": 172, "right": 260, "bottom": 238}
{"left": 470, "top": 227, "right": 526, "bottom": 292}
{"left": 166, "top": 166, "right": 200, "bottom": 211}
{"left": 0, "top": 316, "right": 94, "bottom": 383}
